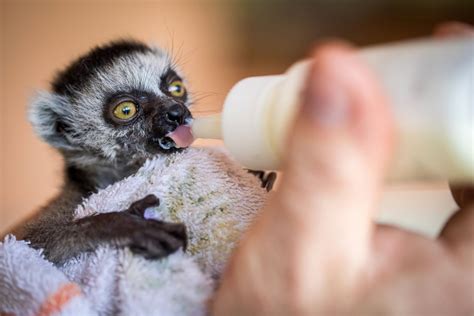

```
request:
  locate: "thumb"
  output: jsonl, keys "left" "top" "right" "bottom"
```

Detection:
{"left": 276, "top": 44, "right": 394, "bottom": 276}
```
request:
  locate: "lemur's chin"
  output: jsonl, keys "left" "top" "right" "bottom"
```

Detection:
{"left": 158, "top": 137, "right": 177, "bottom": 150}
{"left": 148, "top": 135, "right": 185, "bottom": 154}
{"left": 147, "top": 136, "right": 177, "bottom": 153}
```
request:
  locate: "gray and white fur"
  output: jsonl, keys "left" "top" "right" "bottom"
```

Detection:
{"left": 17, "top": 40, "right": 193, "bottom": 264}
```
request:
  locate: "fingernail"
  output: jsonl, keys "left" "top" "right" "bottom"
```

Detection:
{"left": 301, "top": 61, "right": 350, "bottom": 128}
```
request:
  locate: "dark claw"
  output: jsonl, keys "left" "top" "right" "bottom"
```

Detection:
{"left": 247, "top": 170, "right": 277, "bottom": 192}
{"left": 127, "top": 194, "right": 160, "bottom": 217}
{"left": 247, "top": 170, "right": 265, "bottom": 181}
{"left": 122, "top": 195, "right": 187, "bottom": 259}
{"left": 264, "top": 172, "right": 277, "bottom": 192}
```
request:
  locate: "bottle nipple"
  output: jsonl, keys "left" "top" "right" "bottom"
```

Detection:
{"left": 191, "top": 113, "right": 223, "bottom": 140}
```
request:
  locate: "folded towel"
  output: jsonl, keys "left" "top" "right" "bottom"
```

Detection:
{"left": 0, "top": 236, "right": 94, "bottom": 316}
{"left": 0, "top": 148, "right": 268, "bottom": 315}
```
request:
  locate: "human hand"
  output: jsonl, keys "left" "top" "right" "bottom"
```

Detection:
{"left": 212, "top": 24, "right": 474, "bottom": 315}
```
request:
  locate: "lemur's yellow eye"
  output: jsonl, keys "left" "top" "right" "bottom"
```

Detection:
{"left": 113, "top": 101, "right": 137, "bottom": 120}
{"left": 168, "top": 80, "right": 186, "bottom": 97}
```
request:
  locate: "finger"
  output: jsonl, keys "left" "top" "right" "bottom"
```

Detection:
{"left": 213, "top": 44, "right": 395, "bottom": 314}
{"left": 275, "top": 43, "right": 394, "bottom": 271}
{"left": 128, "top": 194, "right": 160, "bottom": 217}
{"left": 433, "top": 22, "right": 474, "bottom": 38}
{"left": 440, "top": 185, "right": 474, "bottom": 260}
{"left": 141, "top": 194, "right": 160, "bottom": 207}
{"left": 155, "top": 222, "right": 188, "bottom": 250}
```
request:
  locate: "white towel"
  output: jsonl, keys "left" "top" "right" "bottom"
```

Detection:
{"left": 0, "top": 148, "right": 268, "bottom": 315}
{"left": 0, "top": 236, "right": 95, "bottom": 316}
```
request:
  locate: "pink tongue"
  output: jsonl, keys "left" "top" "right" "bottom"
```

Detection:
{"left": 167, "top": 125, "right": 195, "bottom": 148}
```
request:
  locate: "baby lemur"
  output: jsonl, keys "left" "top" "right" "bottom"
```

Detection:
{"left": 16, "top": 39, "right": 275, "bottom": 265}
{"left": 20, "top": 40, "right": 195, "bottom": 264}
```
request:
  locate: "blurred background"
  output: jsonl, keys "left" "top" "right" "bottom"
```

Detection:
{"left": 0, "top": 0, "right": 473, "bottom": 233}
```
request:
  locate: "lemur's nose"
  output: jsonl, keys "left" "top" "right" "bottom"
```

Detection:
{"left": 165, "top": 104, "right": 186, "bottom": 125}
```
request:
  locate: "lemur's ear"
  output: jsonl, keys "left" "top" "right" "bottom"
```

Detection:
{"left": 29, "top": 91, "right": 76, "bottom": 150}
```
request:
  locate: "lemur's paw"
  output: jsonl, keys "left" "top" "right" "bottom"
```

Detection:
{"left": 124, "top": 194, "right": 187, "bottom": 258}
{"left": 128, "top": 221, "right": 187, "bottom": 259}
{"left": 247, "top": 170, "right": 277, "bottom": 192}
{"left": 127, "top": 194, "right": 160, "bottom": 217}
{"left": 75, "top": 204, "right": 187, "bottom": 260}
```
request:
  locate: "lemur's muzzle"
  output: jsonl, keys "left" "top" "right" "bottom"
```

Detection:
{"left": 149, "top": 103, "right": 193, "bottom": 152}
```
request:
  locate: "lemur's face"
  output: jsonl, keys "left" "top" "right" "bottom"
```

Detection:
{"left": 30, "top": 40, "right": 193, "bottom": 167}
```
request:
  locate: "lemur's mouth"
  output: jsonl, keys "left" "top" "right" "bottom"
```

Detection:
{"left": 153, "top": 124, "right": 195, "bottom": 151}
{"left": 166, "top": 124, "right": 194, "bottom": 148}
